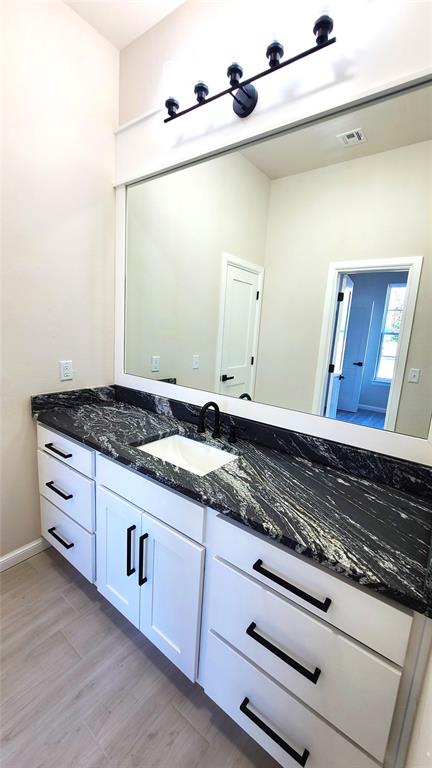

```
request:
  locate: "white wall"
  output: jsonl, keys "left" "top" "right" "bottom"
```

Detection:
{"left": 117, "top": 0, "right": 432, "bottom": 183}
{"left": 125, "top": 152, "right": 269, "bottom": 390}
{"left": 0, "top": 1, "right": 118, "bottom": 555}
{"left": 255, "top": 141, "right": 432, "bottom": 438}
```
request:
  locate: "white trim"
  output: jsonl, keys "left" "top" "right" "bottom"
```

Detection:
{"left": 358, "top": 403, "right": 387, "bottom": 414}
{"left": 115, "top": 106, "right": 163, "bottom": 135}
{"left": 312, "top": 257, "right": 423, "bottom": 433}
{"left": 0, "top": 538, "right": 50, "bottom": 572}
{"left": 384, "top": 261, "right": 422, "bottom": 430}
{"left": 115, "top": 185, "right": 127, "bottom": 379}
{"left": 214, "top": 253, "right": 264, "bottom": 397}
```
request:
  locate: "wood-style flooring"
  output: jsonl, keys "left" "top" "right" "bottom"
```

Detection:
{"left": 0, "top": 548, "right": 278, "bottom": 768}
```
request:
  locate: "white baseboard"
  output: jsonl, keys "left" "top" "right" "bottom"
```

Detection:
{"left": 358, "top": 403, "right": 387, "bottom": 413}
{"left": 0, "top": 537, "right": 50, "bottom": 572}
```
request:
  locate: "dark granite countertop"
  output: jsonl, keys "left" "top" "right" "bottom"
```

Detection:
{"left": 33, "top": 394, "right": 432, "bottom": 616}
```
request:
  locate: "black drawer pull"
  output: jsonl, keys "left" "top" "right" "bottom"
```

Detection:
{"left": 48, "top": 526, "right": 74, "bottom": 549}
{"left": 240, "top": 697, "right": 309, "bottom": 766}
{"left": 246, "top": 622, "right": 321, "bottom": 684}
{"left": 126, "top": 525, "right": 136, "bottom": 576}
{"left": 253, "top": 559, "right": 331, "bottom": 613}
{"left": 45, "top": 442, "right": 72, "bottom": 459}
{"left": 138, "top": 533, "right": 148, "bottom": 586}
{"left": 45, "top": 481, "right": 73, "bottom": 501}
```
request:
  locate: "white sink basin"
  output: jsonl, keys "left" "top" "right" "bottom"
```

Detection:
{"left": 137, "top": 435, "right": 237, "bottom": 477}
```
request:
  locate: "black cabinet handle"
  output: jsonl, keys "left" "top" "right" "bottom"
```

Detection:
{"left": 44, "top": 442, "right": 72, "bottom": 459}
{"left": 353, "top": 361, "right": 363, "bottom": 367}
{"left": 252, "top": 559, "right": 332, "bottom": 613}
{"left": 47, "top": 526, "right": 74, "bottom": 549}
{"left": 126, "top": 525, "right": 136, "bottom": 576}
{"left": 138, "top": 533, "right": 148, "bottom": 586}
{"left": 239, "top": 697, "right": 309, "bottom": 766}
{"left": 45, "top": 481, "right": 73, "bottom": 500}
{"left": 221, "top": 374, "right": 234, "bottom": 382}
{"left": 246, "top": 622, "right": 321, "bottom": 684}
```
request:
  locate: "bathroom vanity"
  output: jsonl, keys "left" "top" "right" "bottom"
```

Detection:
{"left": 33, "top": 387, "right": 432, "bottom": 768}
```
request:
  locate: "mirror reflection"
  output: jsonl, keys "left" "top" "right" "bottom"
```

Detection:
{"left": 125, "top": 85, "right": 432, "bottom": 438}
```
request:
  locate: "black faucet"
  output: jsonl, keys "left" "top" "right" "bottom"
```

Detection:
{"left": 197, "top": 401, "right": 221, "bottom": 439}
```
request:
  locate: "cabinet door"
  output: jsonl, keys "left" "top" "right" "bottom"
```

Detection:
{"left": 96, "top": 487, "right": 141, "bottom": 627}
{"left": 139, "top": 511, "right": 204, "bottom": 681}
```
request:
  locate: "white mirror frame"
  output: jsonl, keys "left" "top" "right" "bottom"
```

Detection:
{"left": 114, "top": 99, "right": 432, "bottom": 467}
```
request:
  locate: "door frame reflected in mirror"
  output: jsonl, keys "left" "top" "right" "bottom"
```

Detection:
{"left": 313, "top": 256, "right": 423, "bottom": 431}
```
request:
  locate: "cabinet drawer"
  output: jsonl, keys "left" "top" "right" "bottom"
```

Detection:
{"left": 37, "top": 424, "right": 94, "bottom": 478}
{"left": 208, "top": 557, "right": 400, "bottom": 761}
{"left": 211, "top": 515, "right": 412, "bottom": 665}
{"left": 204, "top": 632, "right": 377, "bottom": 768}
{"left": 38, "top": 450, "right": 95, "bottom": 532}
{"left": 96, "top": 454, "right": 204, "bottom": 543}
{"left": 41, "top": 496, "right": 95, "bottom": 582}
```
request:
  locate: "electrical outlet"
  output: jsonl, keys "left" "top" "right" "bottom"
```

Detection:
{"left": 59, "top": 360, "right": 73, "bottom": 381}
{"left": 192, "top": 354, "right": 200, "bottom": 370}
{"left": 151, "top": 355, "right": 160, "bottom": 373}
{"left": 408, "top": 368, "right": 421, "bottom": 383}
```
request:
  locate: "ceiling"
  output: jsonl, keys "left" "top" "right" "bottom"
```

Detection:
{"left": 242, "top": 86, "right": 432, "bottom": 179}
{"left": 64, "top": 0, "right": 185, "bottom": 49}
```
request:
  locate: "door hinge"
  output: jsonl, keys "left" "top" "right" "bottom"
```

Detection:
{"left": 256, "top": 291, "right": 260, "bottom": 300}
{"left": 251, "top": 356, "right": 254, "bottom": 365}
{"left": 337, "top": 291, "right": 344, "bottom": 302}
{"left": 328, "top": 363, "right": 335, "bottom": 373}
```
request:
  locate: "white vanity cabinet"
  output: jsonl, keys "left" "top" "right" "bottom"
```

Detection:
{"left": 200, "top": 512, "right": 420, "bottom": 768}
{"left": 96, "top": 458, "right": 205, "bottom": 681}
{"left": 37, "top": 425, "right": 96, "bottom": 582}
{"left": 96, "top": 487, "right": 142, "bottom": 626}
{"left": 36, "top": 426, "right": 428, "bottom": 768}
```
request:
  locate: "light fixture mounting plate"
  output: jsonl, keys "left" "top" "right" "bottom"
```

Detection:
{"left": 232, "top": 84, "right": 258, "bottom": 118}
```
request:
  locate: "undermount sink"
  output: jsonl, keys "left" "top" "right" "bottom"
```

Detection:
{"left": 136, "top": 434, "right": 237, "bottom": 477}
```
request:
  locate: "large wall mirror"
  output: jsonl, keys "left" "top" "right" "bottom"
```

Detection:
{"left": 124, "top": 84, "right": 432, "bottom": 439}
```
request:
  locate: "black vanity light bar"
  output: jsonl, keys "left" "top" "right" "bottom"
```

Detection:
{"left": 164, "top": 15, "right": 336, "bottom": 123}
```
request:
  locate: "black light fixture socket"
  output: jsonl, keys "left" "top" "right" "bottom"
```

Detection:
{"left": 266, "top": 40, "right": 284, "bottom": 68}
{"left": 313, "top": 14, "right": 334, "bottom": 46}
{"left": 227, "top": 62, "right": 243, "bottom": 87}
{"left": 165, "top": 97, "right": 179, "bottom": 118}
{"left": 194, "top": 81, "right": 209, "bottom": 103}
{"left": 164, "top": 17, "right": 336, "bottom": 124}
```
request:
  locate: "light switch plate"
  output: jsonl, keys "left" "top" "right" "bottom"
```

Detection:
{"left": 151, "top": 355, "right": 160, "bottom": 373}
{"left": 408, "top": 368, "right": 421, "bottom": 383}
{"left": 192, "top": 354, "right": 200, "bottom": 369}
{"left": 59, "top": 360, "right": 73, "bottom": 381}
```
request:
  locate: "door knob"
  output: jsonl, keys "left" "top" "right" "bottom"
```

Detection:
{"left": 221, "top": 374, "right": 234, "bottom": 382}
{"left": 339, "top": 374, "right": 345, "bottom": 380}
{"left": 353, "top": 361, "right": 363, "bottom": 367}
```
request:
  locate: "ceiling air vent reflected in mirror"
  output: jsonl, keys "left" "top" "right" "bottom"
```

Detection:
{"left": 337, "top": 128, "right": 367, "bottom": 146}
